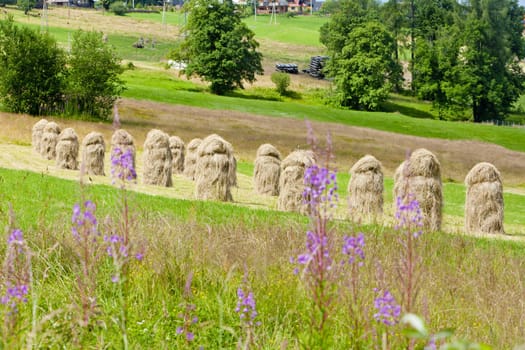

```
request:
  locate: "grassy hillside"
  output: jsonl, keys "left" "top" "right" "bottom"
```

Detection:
{"left": 121, "top": 68, "right": 525, "bottom": 153}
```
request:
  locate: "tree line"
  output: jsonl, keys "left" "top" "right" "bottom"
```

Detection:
{"left": 0, "top": 17, "right": 124, "bottom": 120}
{"left": 321, "top": 0, "right": 525, "bottom": 122}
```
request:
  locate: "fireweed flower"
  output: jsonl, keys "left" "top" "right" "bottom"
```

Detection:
{"left": 342, "top": 232, "right": 365, "bottom": 266}
{"left": 2, "top": 229, "right": 31, "bottom": 314}
{"left": 176, "top": 272, "right": 199, "bottom": 343}
{"left": 373, "top": 289, "right": 401, "bottom": 326}
{"left": 395, "top": 195, "right": 424, "bottom": 238}
{"left": 110, "top": 147, "right": 137, "bottom": 184}
{"left": 72, "top": 200, "right": 99, "bottom": 241}
{"left": 303, "top": 165, "right": 339, "bottom": 212}
{"left": 236, "top": 288, "right": 259, "bottom": 326}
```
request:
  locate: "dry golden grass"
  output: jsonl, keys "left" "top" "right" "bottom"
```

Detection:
{"left": 6, "top": 7, "right": 180, "bottom": 40}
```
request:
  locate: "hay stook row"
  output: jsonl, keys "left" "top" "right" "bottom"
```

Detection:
{"left": 32, "top": 119, "right": 504, "bottom": 235}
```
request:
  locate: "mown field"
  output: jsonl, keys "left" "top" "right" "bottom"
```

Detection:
{"left": 0, "top": 6, "right": 524, "bottom": 348}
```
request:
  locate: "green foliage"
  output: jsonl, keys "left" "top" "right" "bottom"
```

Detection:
{"left": 66, "top": 30, "right": 125, "bottom": 120}
{"left": 270, "top": 72, "right": 290, "bottom": 95}
{"left": 172, "top": 0, "right": 263, "bottom": 95}
{"left": 319, "top": 0, "right": 379, "bottom": 53}
{"left": 17, "top": 0, "right": 35, "bottom": 14}
{"left": 329, "top": 21, "right": 401, "bottom": 110}
{"left": 110, "top": 1, "right": 127, "bottom": 15}
{"left": 0, "top": 18, "right": 66, "bottom": 115}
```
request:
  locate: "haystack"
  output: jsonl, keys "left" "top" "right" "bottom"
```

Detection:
{"left": 277, "top": 150, "right": 316, "bottom": 213}
{"left": 393, "top": 148, "right": 443, "bottom": 232}
{"left": 169, "top": 136, "right": 185, "bottom": 174}
{"left": 111, "top": 129, "right": 136, "bottom": 179}
{"left": 143, "top": 129, "right": 173, "bottom": 187}
{"left": 56, "top": 128, "right": 79, "bottom": 170}
{"left": 183, "top": 138, "right": 202, "bottom": 180}
{"left": 465, "top": 162, "right": 504, "bottom": 234}
{"left": 82, "top": 132, "right": 105, "bottom": 176}
{"left": 40, "top": 122, "right": 61, "bottom": 160}
{"left": 253, "top": 143, "right": 281, "bottom": 196}
{"left": 195, "top": 134, "right": 236, "bottom": 201}
{"left": 348, "top": 155, "right": 383, "bottom": 223}
{"left": 31, "top": 119, "right": 48, "bottom": 154}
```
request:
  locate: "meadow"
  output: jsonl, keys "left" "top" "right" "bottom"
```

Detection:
{"left": 0, "top": 6, "right": 524, "bottom": 348}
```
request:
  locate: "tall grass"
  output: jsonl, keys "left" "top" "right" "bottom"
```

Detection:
{"left": 0, "top": 166, "right": 524, "bottom": 348}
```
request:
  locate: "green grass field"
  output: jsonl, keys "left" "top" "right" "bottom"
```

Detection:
{"left": 0, "top": 167, "right": 524, "bottom": 348}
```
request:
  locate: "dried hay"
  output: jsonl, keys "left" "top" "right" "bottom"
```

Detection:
{"left": 393, "top": 148, "right": 442, "bottom": 232}
{"left": 82, "top": 132, "right": 106, "bottom": 176}
{"left": 183, "top": 138, "right": 202, "bottom": 180}
{"left": 348, "top": 155, "right": 383, "bottom": 223}
{"left": 56, "top": 128, "right": 79, "bottom": 170}
{"left": 277, "top": 150, "right": 316, "bottom": 213}
{"left": 31, "top": 119, "right": 48, "bottom": 153}
{"left": 253, "top": 143, "right": 281, "bottom": 196}
{"left": 169, "top": 136, "right": 185, "bottom": 174}
{"left": 195, "top": 134, "right": 236, "bottom": 201}
{"left": 143, "top": 129, "right": 173, "bottom": 187}
{"left": 464, "top": 162, "right": 504, "bottom": 234}
{"left": 40, "top": 122, "right": 61, "bottom": 160}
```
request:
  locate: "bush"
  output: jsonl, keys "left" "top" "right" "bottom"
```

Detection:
{"left": 109, "top": 1, "right": 127, "bottom": 15}
{"left": 0, "top": 18, "right": 66, "bottom": 115}
{"left": 66, "top": 30, "right": 125, "bottom": 120}
{"left": 271, "top": 72, "right": 290, "bottom": 95}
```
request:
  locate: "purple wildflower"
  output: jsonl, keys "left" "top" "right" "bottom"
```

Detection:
{"left": 2, "top": 229, "right": 31, "bottom": 314}
{"left": 342, "top": 232, "right": 365, "bottom": 266}
{"left": 110, "top": 147, "right": 137, "bottom": 184}
{"left": 71, "top": 200, "right": 99, "bottom": 241}
{"left": 303, "top": 165, "right": 339, "bottom": 211}
{"left": 8, "top": 229, "right": 24, "bottom": 244}
{"left": 236, "top": 288, "right": 258, "bottom": 325}
{"left": 186, "top": 332, "right": 194, "bottom": 341}
{"left": 373, "top": 289, "right": 401, "bottom": 326}
{"left": 395, "top": 195, "right": 424, "bottom": 238}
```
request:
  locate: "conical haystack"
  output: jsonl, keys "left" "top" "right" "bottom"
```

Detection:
{"left": 183, "top": 138, "right": 202, "bottom": 180}
{"left": 56, "top": 128, "right": 79, "bottom": 170}
{"left": 277, "top": 150, "right": 316, "bottom": 213}
{"left": 169, "top": 136, "right": 185, "bottom": 174}
{"left": 40, "top": 122, "right": 61, "bottom": 160}
{"left": 195, "top": 134, "right": 236, "bottom": 201}
{"left": 465, "top": 162, "right": 504, "bottom": 234}
{"left": 143, "top": 129, "right": 173, "bottom": 187}
{"left": 393, "top": 148, "right": 443, "bottom": 232}
{"left": 111, "top": 129, "right": 136, "bottom": 180}
{"left": 31, "top": 119, "right": 48, "bottom": 154}
{"left": 82, "top": 132, "right": 106, "bottom": 176}
{"left": 348, "top": 155, "right": 383, "bottom": 223}
{"left": 253, "top": 144, "right": 281, "bottom": 196}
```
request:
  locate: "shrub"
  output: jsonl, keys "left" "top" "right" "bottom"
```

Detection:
{"left": 0, "top": 18, "right": 66, "bottom": 115}
{"left": 271, "top": 72, "right": 290, "bottom": 95}
{"left": 66, "top": 30, "right": 125, "bottom": 120}
{"left": 110, "top": 1, "right": 127, "bottom": 15}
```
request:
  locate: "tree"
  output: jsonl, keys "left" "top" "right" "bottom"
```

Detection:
{"left": 319, "top": 0, "right": 379, "bottom": 53}
{"left": 434, "top": 0, "right": 525, "bottom": 122}
{"left": 17, "top": 0, "right": 36, "bottom": 14}
{"left": 172, "top": 0, "right": 263, "bottom": 95}
{"left": 0, "top": 18, "right": 66, "bottom": 115}
{"left": 329, "top": 21, "right": 401, "bottom": 110}
{"left": 66, "top": 30, "right": 125, "bottom": 120}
